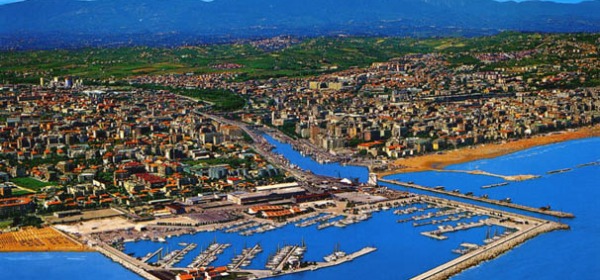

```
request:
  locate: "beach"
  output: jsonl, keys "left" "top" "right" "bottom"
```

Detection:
{"left": 0, "top": 226, "right": 89, "bottom": 252}
{"left": 379, "top": 125, "right": 600, "bottom": 177}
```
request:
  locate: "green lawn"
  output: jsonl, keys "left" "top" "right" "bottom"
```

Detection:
{"left": 0, "top": 220, "right": 12, "bottom": 229}
{"left": 11, "top": 189, "right": 35, "bottom": 196}
{"left": 10, "top": 177, "right": 56, "bottom": 191}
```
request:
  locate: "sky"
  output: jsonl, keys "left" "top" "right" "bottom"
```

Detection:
{"left": 0, "top": 0, "right": 592, "bottom": 4}
{"left": 0, "top": 0, "right": 23, "bottom": 4}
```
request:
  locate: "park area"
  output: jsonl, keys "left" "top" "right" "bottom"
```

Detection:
{"left": 10, "top": 177, "right": 55, "bottom": 192}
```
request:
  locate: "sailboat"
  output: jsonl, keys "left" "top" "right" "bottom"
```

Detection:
{"left": 483, "top": 227, "right": 493, "bottom": 244}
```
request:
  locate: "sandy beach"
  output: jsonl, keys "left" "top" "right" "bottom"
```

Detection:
{"left": 0, "top": 227, "right": 90, "bottom": 252}
{"left": 379, "top": 125, "right": 600, "bottom": 177}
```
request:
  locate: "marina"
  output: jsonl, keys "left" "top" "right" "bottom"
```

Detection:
{"left": 265, "top": 244, "right": 306, "bottom": 272}
{"left": 188, "top": 242, "right": 231, "bottom": 268}
{"left": 294, "top": 214, "right": 338, "bottom": 228}
{"left": 157, "top": 243, "right": 197, "bottom": 268}
{"left": 237, "top": 246, "right": 378, "bottom": 279}
{"left": 421, "top": 220, "right": 488, "bottom": 241}
{"left": 4, "top": 136, "right": 596, "bottom": 280}
{"left": 228, "top": 243, "right": 262, "bottom": 270}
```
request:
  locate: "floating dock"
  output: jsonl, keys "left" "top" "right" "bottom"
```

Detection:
{"left": 546, "top": 168, "right": 572, "bottom": 174}
{"left": 228, "top": 244, "right": 262, "bottom": 270}
{"left": 188, "top": 243, "right": 230, "bottom": 268}
{"left": 236, "top": 247, "right": 377, "bottom": 279}
{"left": 481, "top": 182, "right": 509, "bottom": 189}
{"left": 161, "top": 243, "right": 197, "bottom": 268}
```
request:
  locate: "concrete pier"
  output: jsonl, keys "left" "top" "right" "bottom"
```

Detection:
{"left": 141, "top": 247, "right": 163, "bottom": 263}
{"left": 421, "top": 220, "right": 487, "bottom": 240}
{"left": 94, "top": 243, "right": 161, "bottom": 280}
{"left": 162, "top": 243, "right": 197, "bottom": 268}
{"left": 236, "top": 247, "right": 377, "bottom": 279}
{"left": 189, "top": 243, "right": 230, "bottom": 268}
{"left": 229, "top": 244, "right": 262, "bottom": 270}
{"left": 379, "top": 178, "right": 575, "bottom": 218}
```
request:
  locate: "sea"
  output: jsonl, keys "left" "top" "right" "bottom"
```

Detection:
{"left": 0, "top": 136, "right": 598, "bottom": 280}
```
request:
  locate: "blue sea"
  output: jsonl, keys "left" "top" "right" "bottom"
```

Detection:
{"left": 1, "top": 136, "right": 598, "bottom": 279}
{"left": 0, "top": 252, "right": 141, "bottom": 279}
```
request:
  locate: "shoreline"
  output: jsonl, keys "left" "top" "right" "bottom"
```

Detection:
{"left": 0, "top": 226, "right": 91, "bottom": 252}
{"left": 378, "top": 125, "right": 600, "bottom": 177}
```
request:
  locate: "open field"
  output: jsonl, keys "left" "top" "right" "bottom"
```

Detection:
{"left": 10, "top": 177, "right": 55, "bottom": 192}
{"left": 0, "top": 227, "right": 89, "bottom": 252}
{"left": 380, "top": 125, "right": 600, "bottom": 177}
{"left": 2, "top": 32, "right": 598, "bottom": 84}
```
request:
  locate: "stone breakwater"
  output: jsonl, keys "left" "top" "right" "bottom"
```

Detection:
{"left": 412, "top": 222, "right": 569, "bottom": 280}
{"left": 379, "top": 179, "right": 575, "bottom": 219}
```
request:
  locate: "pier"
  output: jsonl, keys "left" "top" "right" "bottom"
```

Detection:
{"left": 229, "top": 244, "right": 262, "bottom": 270}
{"left": 274, "top": 245, "right": 305, "bottom": 271}
{"left": 141, "top": 247, "right": 163, "bottom": 263}
{"left": 379, "top": 178, "right": 575, "bottom": 218}
{"left": 412, "top": 212, "right": 474, "bottom": 227}
{"left": 481, "top": 182, "right": 509, "bottom": 189}
{"left": 189, "top": 243, "right": 230, "bottom": 268}
{"left": 162, "top": 243, "right": 197, "bottom": 268}
{"left": 236, "top": 247, "right": 377, "bottom": 279}
{"left": 421, "top": 220, "right": 487, "bottom": 240}
{"left": 94, "top": 243, "right": 162, "bottom": 280}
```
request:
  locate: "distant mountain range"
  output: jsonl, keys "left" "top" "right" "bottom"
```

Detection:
{"left": 1, "top": 0, "right": 600, "bottom": 49}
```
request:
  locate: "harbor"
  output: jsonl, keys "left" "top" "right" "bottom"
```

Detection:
{"left": 412, "top": 222, "right": 569, "bottom": 280}
{"left": 100, "top": 188, "right": 568, "bottom": 280}
{"left": 236, "top": 246, "right": 378, "bottom": 279}
{"left": 5, "top": 134, "right": 595, "bottom": 280}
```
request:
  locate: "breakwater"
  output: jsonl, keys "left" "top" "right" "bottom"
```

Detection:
{"left": 413, "top": 222, "right": 569, "bottom": 280}
{"left": 379, "top": 178, "right": 575, "bottom": 219}
{"left": 94, "top": 243, "right": 161, "bottom": 280}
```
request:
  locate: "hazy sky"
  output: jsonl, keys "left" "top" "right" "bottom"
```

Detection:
{"left": 0, "top": 0, "right": 591, "bottom": 5}
{"left": 0, "top": 0, "right": 23, "bottom": 4}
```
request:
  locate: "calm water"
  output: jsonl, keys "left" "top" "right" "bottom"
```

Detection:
{"left": 0, "top": 252, "right": 141, "bottom": 279}
{"left": 261, "top": 135, "right": 370, "bottom": 182}
{"left": 2, "top": 136, "right": 599, "bottom": 279}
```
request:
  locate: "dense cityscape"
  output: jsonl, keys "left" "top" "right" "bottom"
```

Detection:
{"left": 0, "top": 31, "right": 599, "bottom": 279}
